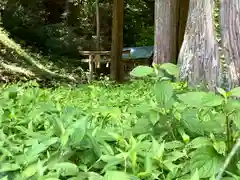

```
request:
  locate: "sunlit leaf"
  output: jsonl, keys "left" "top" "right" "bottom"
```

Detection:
{"left": 130, "top": 66, "right": 154, "bottom": 77}
{"left": 103, "top": 171, "right": 131, "bottom": 180}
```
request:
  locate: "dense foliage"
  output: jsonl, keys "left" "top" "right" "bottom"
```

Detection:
{"left": 0, "top": 64, "right": 240, "bottom": 179}
{"left": 1, "top": 0, "right": 154, "bottom": 58}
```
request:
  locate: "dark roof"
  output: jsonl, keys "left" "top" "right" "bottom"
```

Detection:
{"left": 122, "top": 46, "right": 154, "bottom": 60}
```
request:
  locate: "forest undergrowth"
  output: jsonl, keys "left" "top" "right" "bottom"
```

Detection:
{"left": 0, "top": 64, "right": 240, "bottom": 180}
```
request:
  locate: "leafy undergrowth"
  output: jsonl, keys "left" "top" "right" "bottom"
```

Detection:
{"left": 0, "top": 64, "right": 240, "bottom": 180}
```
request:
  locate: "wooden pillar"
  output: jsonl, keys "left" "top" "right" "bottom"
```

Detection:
{"left": 110, "top": 0, "right": 124, "bottom": 82}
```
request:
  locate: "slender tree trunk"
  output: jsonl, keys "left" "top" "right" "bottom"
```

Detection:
{"left": 220, "top": 0, "right": 240, "bottom": 89}
{"left": 96, "top": 0, "right": 100, "bottom": 51}
{"left": 178, "top": 0, "right": 220, "bottom": 91}
{"left": 110, "top": 0, "right": 124, "bottom": 82}
{"left": 153, "top": 0, "right": 189, "bottom": 64}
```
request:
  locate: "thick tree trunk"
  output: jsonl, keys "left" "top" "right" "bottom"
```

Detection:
{"left": 153, "top": 0, "right": 189, "bottom": 64}
{"left": 220, "top": 0, "right": 240, "bottom": 89}
{"left": 178, "top": 0, "right": 220, "bottom": 91}
{"left": 110, "top": 0, "right": 124, "bottom": 82}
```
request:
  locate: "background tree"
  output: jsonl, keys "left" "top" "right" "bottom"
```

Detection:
{"left": 220, "top": 0, "right": 240, "bottom": 89}
{"left": 178, "top": 0, "right": 220, "bottom": 90}
{"left": 110, "top": 0, "right": 124, "bottom": 82}
{"left": 153, "top": 0, "right": 189, "bottom": 64}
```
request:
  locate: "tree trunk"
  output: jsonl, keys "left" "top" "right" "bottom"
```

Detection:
{"left": 96, "top": 0, "right": 100, "bottom": 51}
{"left": 178, "top": 0, "right": 220, "bottom": 91}
{"left": 110, "top": 0, "right": 124, "bottom": 82}
{"left": 220, "top": 0, "right": 240, "bottom": 89}
{"left": 153, "top": 0, "right": 189, "bottom": 64}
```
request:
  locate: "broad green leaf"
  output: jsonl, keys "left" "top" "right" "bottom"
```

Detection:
{"left": 181, "top": 109, "right": 205, "bottom": 135}
{"left": 159, "top": 63, "right": 180, "bottom": 79}
{"left": 224, "top": 99, "right": 240, "bottom": 113}
{"left": 190, "top": 169, "right": 199, "bottom": 180}
{"left": 53, "top": 162, "right": 79, "bottom": 177}
{"left": 229, "top": 87, "right": 240, "bottom": 97}
{"left": 201, "top": 92, "right": 224, "bottom": 107}
{"left": 130, "top": 66, "right": 154, "bottom": 77}
{"left": 177, "top": 92, "right": 207, "bottom": 108}
{"left": 68, "top": 117, "right": 88, "bottom": 146}
{"left": 103, "top": 171, "right": 131, "bottom": 180}
{"left": 0, "top": 163, "right": 20, "bottom": 172}
{"left": 155, "top": 81, "right": 173, "bottom": 107}
{"left": 190, "top": 146, "right": 224, "bottom": 178}
{"left": 186, "top": 137, "right": 212, "bottom": 149}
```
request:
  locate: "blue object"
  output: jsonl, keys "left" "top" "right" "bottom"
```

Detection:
{"left": 122, "top": 46, "right": 154, "bottom": 60}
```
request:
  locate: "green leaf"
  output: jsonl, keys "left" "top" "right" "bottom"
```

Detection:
{"left": 144, "top": 153, "right": 152, "bottom": 173}
{"left": 155, "top": 81, "right": 173, "bottom": 107}
{"left": 224, "top": 99, "right": 240, "bottom": 113}
{"left": 229, "top": 87, "right": 240, "bottom": 97}
{"left": 186, "top": 137, "right": 212, "bottom": 149}
{"left": 230, "top": 111, "right": 240, "bottom": 129}
{"left": 0, "top": 163, "right": 20, "bottom": 172}
{"left": 181, "top": 109, "right": 205, "bottom": 135}
{"left": 190, "top": 146, "right": 223, "bottom": 178}
{"left": 177, "top": 92, "right": 207, "bottom": 108}
{"left": 68, "top": 172, "right": 103, "bottom": 180}
{"left": 21, "top": 137, "right": 58, "bottom": 164}
{"left": 216, "top": 87, "right": 226, "bottom": 97}
{"left": 130, "top": 66, "right": 154, "bottom": 77}
{"left": 151, "top": 137, "right": 164, "bottom": 160}
{"left": 164, "top": 150, "right": 186, "bottom": 162}
{"left": 178, "top": 92, "right": 223, "bottom": 107}
{"left": 22, "top": 163, "right": 38, "bottom": 178}
{"left": 190, "top": 169, "right": 199, "bottom": 180}
{"left": 159, "top": 63, "right": 180, "bottom": 79}
{"left": 53, "top": 162, "right": 79, "bottom": 177}
{"left": 103, "top": 171, "right": 131, "bottom": 180}
{"left": 101, "top": 155, "right": 125, "bottom": 173}
{"left": 164, "top": 141, "right": 184, "bottom": 150}
{"left": 68, "top": 117, "right": 88, "bottom": 146}
{"left": 201, "top": 92, "right": 224, "bottom": 107}
{"left": 213, "top": 141, "right": 226, "bottom": 155}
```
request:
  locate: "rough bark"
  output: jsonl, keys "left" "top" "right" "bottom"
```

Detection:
{"left": 220, "top": 0, "right": 240, "bottom": 89}
{"left": 153, "top": 0, "right": 189, "bottom": 64}
{"left": 110, "top": 0, "right": 124, "bottom": 82}
{"left": 178, "top": 0, "right": 220, "bottom": 91}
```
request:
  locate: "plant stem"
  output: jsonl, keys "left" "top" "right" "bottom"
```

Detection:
{"left": 216, "top": 138, "right": 240, "bottom": 180}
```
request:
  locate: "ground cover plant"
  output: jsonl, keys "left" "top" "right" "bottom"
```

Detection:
{"left": 0, "top": 63, "right": 240, "bottom": 180}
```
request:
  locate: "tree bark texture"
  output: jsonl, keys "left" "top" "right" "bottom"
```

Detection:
{"left": 178, "top": 0, "right": 220, "bottom": 91}
{"left": 220, "top": 0, "right": 240, "bottom": 89}
{"left": 153, "top": 0, "right": 189, "bottom": 64}
{"left": 110, "top": 0, "right": 124, "bottom": 82}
